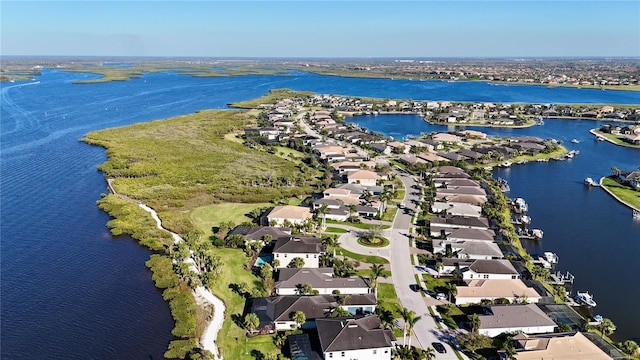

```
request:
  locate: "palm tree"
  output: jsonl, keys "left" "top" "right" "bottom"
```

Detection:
{"left": 243, "top": 313, "right": 260, "bottom": 334}
{"left": 611, "top": 166, "right": 621, "bottom": 178}
{"left": 292, "top": 310, "right": 306, "bottom": 329}
{"left": 316, "top": 204, "right": 329, "bottom": 229}
{"left": 423, "top": 347, "right": 436, "bottom": 360}
{"left": 296, "top": 283, "right": 314, "bottom": 295}
{"left": 435, "top": 262, "right": 444, "bottom": 278}
{"left": 291, "top": 257, "right": 305, "bottom": 268}
{"left": 620, "top": 340, "right": 639, "bottom": 356}
{"left": 322, "top": 234, "right": 340, "bottom": 250}
{"left": 597, "top": 317, "right": 616, "bottom": 338}
{"left": 369, "top": 263, "right": 388, "bottom": 297}
{"left": 399, "top": 307, "right": 421, "bottom": 347}
{"left": 394, "top": 345, "right": 413, "bottom": 360}
{"left": 445, "top": 282, "right": 457, "bottom": 302}
{"left": 331, "top": 307, "right": 350, "bottom": 317}
{"left": 469, "top": 313, "right": 481, "bottom": 333}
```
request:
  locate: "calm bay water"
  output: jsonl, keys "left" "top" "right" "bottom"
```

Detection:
{"left": 2, "top": 70, "right": 640, "bottom": 358}
{"left": 348, "top": 114, "right": 640, "bottom": 341}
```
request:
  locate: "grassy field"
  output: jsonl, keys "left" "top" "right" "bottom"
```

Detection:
{"left": 593, "top": 130, "right": 640, "bottom": 149}
{"left": 601, "top": 177, "right": 640, "bottom": 211}
{"left": 324, "top": 227, "right": 348, "bottom": 233}
{"left": 230, "top": 88, "right": 314, "bottom": 109}
{"left": 205, "top": 247, "right": 280, "bottom": 359}
{"left": 190, "top": 202, "right": 272, "bottom": 234}
{"left": 326, "top": 219, "right": 391, "bottom": 230}
{"left": 335, "top": 247, "right": 389, "bottom": 264}
{"left": 85, "top": 109, "right": 318, "bottom": 235}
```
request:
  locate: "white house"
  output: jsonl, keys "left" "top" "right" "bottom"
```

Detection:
{"left": 267, "top": 206, "right": 313, "bottom": 226}
{"left": 347, "top": 169, "right": 380, "bottom": 186}
{"left": 478, "top": 304, "right": 556, "bottom": 337}
{"left": 455, "top": 279, "right": 542, "bottom": 305}
{"left": 316, "top": 315, "right": 395, "bottom": 360}
{"left": 431, "top": 202, "right": 483, "bottom": 218}
{"left": 272, "top": 236, "right": 325, "bottom": 268}
{"left": 275, "top": 268, "right": 371, "bottom": 295}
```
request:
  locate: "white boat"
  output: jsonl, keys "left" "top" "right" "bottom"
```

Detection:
{"left": 514, "top": 198, "right": 528, "bottom": 213}
{"left": 571, "top": 139, "right": 580, "bottom": 144}
{"left": 634, "top": 209, "right": 640, "bottom": 219}
{"left": 584, "top": 177, "right": 597, "bottom": 186}
{"left": 532, "top": 229, "right": 544, "bottom": 239}
{"left": 543, "top": 251, "right": 558, "bottom": 264}
{"left": 576, "top": 291, "right": 597, "bottom": 307}
{"left": 499, "top": 161, "right": 512, "bottom": 168}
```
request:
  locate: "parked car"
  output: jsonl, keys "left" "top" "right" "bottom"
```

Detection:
{"left": 432, "top": 342, "right": 447, "bottom": 353}
{"left": 409, "top": 284, "right": 420, "bottom": 292}
{"left": 436, "top": 293, "right": 447, "bottom": 300}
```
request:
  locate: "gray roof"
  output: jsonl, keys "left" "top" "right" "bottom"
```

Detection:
{"left": 273, "top": 236, "right": 326, "bottom": 254}
{"left": 228, "top": 226, "right": 291, "bottom": 241}
{"left": 251, "top": 294, "right": 377, "bottom": 324}
{"left": 430, "top": 216, "right": 490, "bottom": 228}
{"left": 437, "top": 186, "right": 487, "bottom": 196}
{"left": 439, "top": 179, "right": 481, "bottom": 187}
{"left": 479, "top": 304, "right": 556, "bottom": 330}
{"left": 437, "top": 166, "right": 466, "bottom": 174}
{"left": 447, "top": 228, "right": 495, "bottom": 241}
{"left": 275, "top": 268, "right": 371, "bottom": 291}
{"left": 316, "top": 315, "right": 396, "bottom": 352}
{"left": 313, "top": 198, "right": 344, "bottom": 207}
{"left": 441, "top": 258, "right": 475, "bottom": 268}
{"left": 434, "top": 239, "right": 504, "bottom": 259}
{"left": 468, "top": 259, "right": 519, "bottom": 275}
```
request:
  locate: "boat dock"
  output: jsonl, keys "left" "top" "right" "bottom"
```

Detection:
{"left": 548, "top": 270, "right": 575, "bottom": 286}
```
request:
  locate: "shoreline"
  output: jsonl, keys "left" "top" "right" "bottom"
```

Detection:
{"left": 589, "top": 128, "right": 640, "bottom": 149}
{"left": 599, "top": 177, "right": 640, "bottom": 212}
{"left": 108, "top": 179, "right": 225, "bottom": 359}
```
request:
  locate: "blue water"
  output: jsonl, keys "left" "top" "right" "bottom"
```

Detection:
{"left": 2, "top": 70, "right": 640, "bottom": 358}
{"left": 348, "top": 114, "right": 640, "bottom": 341}
{"left": 255, "top": 255, "right": 274, "bottom": 267}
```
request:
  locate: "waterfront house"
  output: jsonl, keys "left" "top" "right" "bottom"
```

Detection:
{"left": 454, "top": 279, "right": 542, "bottom": 305}
{"left": 478, "top": 304, "right": 556, "bottom": 337}
{"left": 272, "top": 235, "right": 325, "bottom": 268}
{"left": 228, "top": 226, "right": 291, "bottom": 245}
{"left": 251, "top": 294, "right": 377, "bottom": 332}
{"left": 446, "top": 228, "right": 496, "bottom": 243}
{"left": 431, "top": 202, "right": 483, "bottom": 218}
{"left": 461, "top": 259, "right": 520, "bottom": 280}
{"left": 267, "top": 205, "right": 313, "bottom": 227}
{"left": 512, "top": 332, "right": 614, "bottom": 360}
{"left": 316, "top": 315, "right": 396, "bottom": 360}
{"left": 429, "top": 216, "right": 491, "bottom": 237}
{"left": 275, "top": 268, "right": 371, "bottom": 295}
{"left": 370, "top": 142, "right": 392, "bottom": 155}
{"left": 432, "top": 239, "right": 504, "bottom": 260}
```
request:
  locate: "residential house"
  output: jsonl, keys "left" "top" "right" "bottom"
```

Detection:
{"left": 433, "top": 239, "right": 504, "bottom": 260}
{"left": 275, "top": 268, "right": 371, "bottom": 295}
{"left": 316, "top": 315, "right": 396, "bottom": 360}
{"left": 251, "top": 294, "right": 377, "bottom": 332}
{"left": 272, "top": 235, "right": 325, "bottom": 268}
{"left": 513, "top": 332, "right": 614, "bottom": 360}
{"left": 388, "top": 141, "right": 410, "bottom": 154}
{"left": 432, "top": 133, "right": 463, "bottom": 145}
{"left": 446, "top": 228, "right": 496, "bottom": 243}
{"left": 461, "top": 259, "right": 520, "bottom": 280}
{"left": 347, "top": 170, "right": 380, "bottom": 187}
{"left": 431, "top": 202, "right": 483, "bottom": 218}
{"left": 311, "top": 198, "right": 350, "bottom": 222}
{"left": 429, "top": 216, "right": 491, "bottom": 237}
{"left": 228, "top": 226, "right": 291, "bottom": 245}
{"left": 478, "top": 304, "right": 556, "bottom": 337}
{"left": 267, "top": 206, "right": 313, "bottom": 226}
{"left": 370, "top": 143, "right": 392, "bottom": 155}
{"left": 454, "top": 279, "right": 542, "bottom": 305}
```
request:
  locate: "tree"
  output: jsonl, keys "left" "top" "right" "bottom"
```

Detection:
{"left": 292, "top": 310, "right": 306, "bottom": 329}
{"left": 290, "top": 257, "right": 305, "bottom": 268}
{"left": 369, "top": 263, "right": 388, "bottom": 297}
{"left": 322, "top": 234, "right": 340, "bottom": 249}
{"left": 243, "top": 313, "right": 260, "bottom": 334}
{"left": 619, "top": 340, "right": 639, "bottom": 356}
{"left": 393, "top": 345, "right": 414, "bottom": 360}
{"left": 315, "top": 204, "right": 329, "bottom": 229}
{"left": 435, "top": 262, "right": 444, "bottom": 278}
{"left": 405, "top": 311, "right": 422, "bottom": 348}
{"left": 596, "top": 317, "right": 616, "bottom": 338}
{"left": 423, "top": 347, "right": 436, "bottom": 360}
{"left": 612, "top": 166, "right": 621, "bottom": 178}
{"left": 469, "top": 313, "right": 481, "bottom": 333}
{"left": 296, "top": 283, "right": 314, "bottom": 295}
{"left": 259, "top": 263, "right": 273, "bottom": 280}
{"left": 399, "top": 307, "right": 421, "bottom": 347}
{"left": 445, "top": 282, "right": 457, "bottom": 302}
{"left": 331, "top": 307, "right": 350, "bottom": 317}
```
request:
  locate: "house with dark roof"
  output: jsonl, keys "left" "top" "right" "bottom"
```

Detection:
{"left": 275, "top": 268, "right": 371, "bottom": 295}
{"left": 433, "top": 239, "right": 504, "bottom": 260}
{"left": 478, "top": 304, "right": 556, "bottom": 337}
{"left": 461, "top": 259, "right": 520, "bottom": 280}
{"left": 228, "top": 226, "right": 291, "bottom": 245}
{"left": 273, "top": 236, "right": 326, "bottom": 268}
{"left": 251, "top": 294, "right": 377, "bottom": 332}
{"left": 446, "top": 228, "right": 496, "bottom": 242}
{"left": 316, "top": 315, "right": 395, "bottom": 360}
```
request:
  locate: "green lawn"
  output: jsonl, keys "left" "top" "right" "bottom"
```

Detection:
{"left": 377, "top": 283, "right": 401, "bottom": 317}
{"left": 324, "top": 227, "right": 348, "bottom": 234}
{"left": 208, "top": 248, "right": 280, "bottom": 359}
{"left": 335, "top": 247, "right": 389, "bottom": 264}
{"left": 190, "top": 202, "right": 271, "bottom": 234}
{"left": 594, "top": 130, "right": 640, "bottom": 149}
{"left": 602, "top": 177, "right": 640, "bottom": 210}
{"left": 381, "top": 207, "right": 398, "bottom": 222}
{"left": 326, "top": 219, "right": 391, "bottom": 230}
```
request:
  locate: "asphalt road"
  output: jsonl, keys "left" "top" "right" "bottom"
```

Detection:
{"left": 390, "top": 171, "right": 464, "bottom": 360}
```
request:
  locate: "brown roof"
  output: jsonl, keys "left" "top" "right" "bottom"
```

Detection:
{"left": 268, "top": 206, "right": 312, "bottom": 220}
{"left": 316, "top": 315, "right": 396, "bottom": 352}
{"left": 514, "top": 332, "right": 612, "bottom": 360}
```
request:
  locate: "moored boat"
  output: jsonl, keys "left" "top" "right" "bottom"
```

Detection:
{"left": 576, "top": 291, "right": 597, "bottom": 307}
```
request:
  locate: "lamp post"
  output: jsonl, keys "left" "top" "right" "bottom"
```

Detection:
{"left": 245, "top": 336, "right": 248, "bottom": 355}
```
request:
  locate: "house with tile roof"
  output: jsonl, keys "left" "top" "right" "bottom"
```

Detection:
{"left": 275, "top": 268, "right": 371, "bottom": 295}
{"left": 478, "top": 304, "right": 556, "bottom": 337}
{"left": 273, "top": 236, "right": 326, "bottom": 268}
{"left": 512, "top": 332, "right": 614, "bottom": 360}
{"left": 267, "top": 206, "right": 313, "bottom": 226}
{"left": 455, "top": 279, "right": 542, "bottom": 305}
{"left": 316, "top": 315, "right": 396, "bottom": 360}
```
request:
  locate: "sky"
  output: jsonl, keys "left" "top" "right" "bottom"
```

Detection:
{"left": 2, "top": 1, "right": 639, "bottom": 58}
